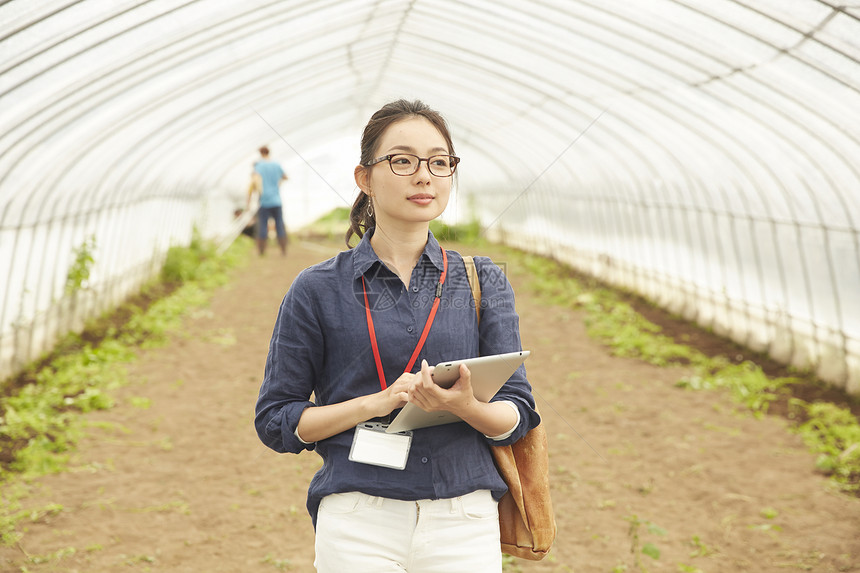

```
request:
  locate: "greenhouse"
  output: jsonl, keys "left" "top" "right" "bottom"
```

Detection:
{"left": 2, "top": 1, "right": 860, "bottom": 571}
{"left": 2, "top": 0, "right": 858, "bottom": 392}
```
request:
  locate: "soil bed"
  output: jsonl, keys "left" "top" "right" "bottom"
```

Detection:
{"left": 0, "top": 238, "right": 857, "bottom": 572}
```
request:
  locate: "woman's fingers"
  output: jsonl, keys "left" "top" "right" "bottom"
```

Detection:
{"left": 418, "top": 359, "right": 435, "bottom": 387}
{"left": 402, "top": 360, "right": 477, "bottom": 413}
{"left": 454, "top": 364, "right": 471, "bottom": 389}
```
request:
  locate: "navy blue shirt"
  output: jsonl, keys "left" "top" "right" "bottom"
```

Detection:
{"left": 254, "top": 230, "right": 539, "bottom": 525}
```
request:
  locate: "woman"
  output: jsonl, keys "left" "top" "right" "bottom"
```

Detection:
{"left": 255, "top": 99, "right": 539, "bottom": 572}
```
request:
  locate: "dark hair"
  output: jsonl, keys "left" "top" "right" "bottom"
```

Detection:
{"left": 259, "top": 146, "right": 269, "bottom": 156}
{"left": 346, "top": 99, "right": 456, "bottom": 247}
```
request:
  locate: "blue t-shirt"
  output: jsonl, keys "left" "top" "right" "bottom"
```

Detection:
{"left": 254, "top": 230, "right": 540, "bottom": 526}
{"left": 254, "top": 159, "right": 285, "bottom": 207}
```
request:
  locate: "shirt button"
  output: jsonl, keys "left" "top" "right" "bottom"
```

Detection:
{"left": 407, "top": 326, "right": 413, "bottom": 333}
{"left": 421, "top": 457, "right": 429, "bottom": 464}
{"left": 412, "top": 286, "right": 419, "bottom": 292}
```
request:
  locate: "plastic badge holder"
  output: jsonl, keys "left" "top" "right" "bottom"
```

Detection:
{"left": 348, "top": 422, "right": 413, "bottom": 470}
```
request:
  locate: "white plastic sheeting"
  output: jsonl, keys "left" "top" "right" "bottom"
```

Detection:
{"left": 1, "top": 0, "right": 859, "bottom": 392}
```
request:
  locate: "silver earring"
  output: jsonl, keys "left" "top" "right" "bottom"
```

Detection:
{"left": 365, "top": 198, "right": 374, "bottom": 218}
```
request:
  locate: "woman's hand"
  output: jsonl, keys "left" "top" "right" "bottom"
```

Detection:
{"left": 365, "top": 373, "right": 412, "bottom": 419}
{"left": 406, "top": 359, "right": 519, "bottom": 438}
{"left": 407, "top": 360, "right": 477, "bottom": 418}
{"left": 296, "top": 373, "right": 413, "bottom": 443}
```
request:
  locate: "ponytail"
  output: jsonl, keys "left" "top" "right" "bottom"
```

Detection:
{"left": 345, "top": 192, "right": 374, "bottom": 247}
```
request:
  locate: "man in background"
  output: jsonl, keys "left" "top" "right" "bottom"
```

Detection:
{"left": 247, "top": 145, "right": 289, "bottom": 256}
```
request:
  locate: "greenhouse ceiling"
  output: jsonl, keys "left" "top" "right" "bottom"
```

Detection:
{"left": 1, "top": 0, "right": 860, "bottom": 390}
{"left": 3, "top": 0, "right": 859, "bottom": 200}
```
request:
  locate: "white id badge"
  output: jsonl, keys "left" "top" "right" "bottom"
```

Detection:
{"left": 348, "top": 422, "right": 413, "bottom": 470}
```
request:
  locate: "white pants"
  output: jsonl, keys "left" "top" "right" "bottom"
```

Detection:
{"left": 314, "top": 490, "right": 502, "bottom": 573}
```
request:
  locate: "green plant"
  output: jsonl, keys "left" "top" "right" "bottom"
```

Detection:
{"left": 0, "top": 236, "right": 249, "bottom": 545}
{"left": 625, "top": 514, "right": 666, "bottom": 572}
{"left": 688, "top": 534, "right": 716, "bottom": 558}
{"left": 794, "top": 401, "right": 860, "bottom": 492}
{"left": 0, "top": 499, "right": 62, "bottom": 546}
{"left": 130, "top": 396, "right": 152, "bottom": 409}
{"left": 160, "top": 227, "right": 219, "bottom": 284}
{"left": 261, "top": 553, "right": 293, "bottom": 570}
{"left": 429, "top": 218, "right": 484, "bottom": 243}
{"left": 760, "top": 507, "right": 779, "bottom": 520}
{"left": 26, "top": 545, "right": 76, "bottom": 565}
{"left": 677, "top": 362, "right": 799, "bottom": 416}
{"left": 510, "top": 246, "right": 860, "bottom": 494}
{"left": 65, "top": 235, "right": 96, "bottom": 295}
{"left": 585, "top": 301, "right": 702, "bottom": 368}
{"left": 122, "top": 553, "right": 157, "bottom": 566}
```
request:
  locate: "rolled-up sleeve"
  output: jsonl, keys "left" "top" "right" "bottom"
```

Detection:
{"left": 474, "top": 257, "right": 541, "bottom": 446}
{"left": 255, "top": 271, "right": 321, "bottom": 453}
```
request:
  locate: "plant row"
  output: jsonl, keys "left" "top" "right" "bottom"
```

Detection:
{"left": 0, "top": 233, "right": 249, "bottom": 544}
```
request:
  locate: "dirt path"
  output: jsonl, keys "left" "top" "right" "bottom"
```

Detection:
{"left": 1, "top": 239, "right": 858, "bottom": 572}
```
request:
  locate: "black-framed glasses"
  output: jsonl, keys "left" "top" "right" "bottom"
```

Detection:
{"left": 365, "top": 153, "right": 460, "bottom": 177}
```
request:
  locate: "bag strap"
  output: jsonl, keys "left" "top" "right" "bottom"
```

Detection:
{"left": 463, "top": 255, "right": 481, "bottom": 325}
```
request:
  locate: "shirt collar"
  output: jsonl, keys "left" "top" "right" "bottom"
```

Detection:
{"left": 352, "top": 229, "right": 444, "bottom": 280}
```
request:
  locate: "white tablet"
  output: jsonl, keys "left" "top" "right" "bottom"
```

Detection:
{"left": 384, "top": 350, "right": 530, "bottom": 434}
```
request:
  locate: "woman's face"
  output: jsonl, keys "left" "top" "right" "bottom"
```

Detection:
{"left": 360, "top": 117, "right": 453, "bottom": 229}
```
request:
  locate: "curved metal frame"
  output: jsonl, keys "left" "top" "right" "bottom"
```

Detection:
{"left": 0, "top": 0, "right": 858, "bottom": 391}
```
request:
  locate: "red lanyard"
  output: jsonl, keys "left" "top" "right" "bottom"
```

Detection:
{"left": 361, "top": 248, "right": 448, "bottom": 390}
